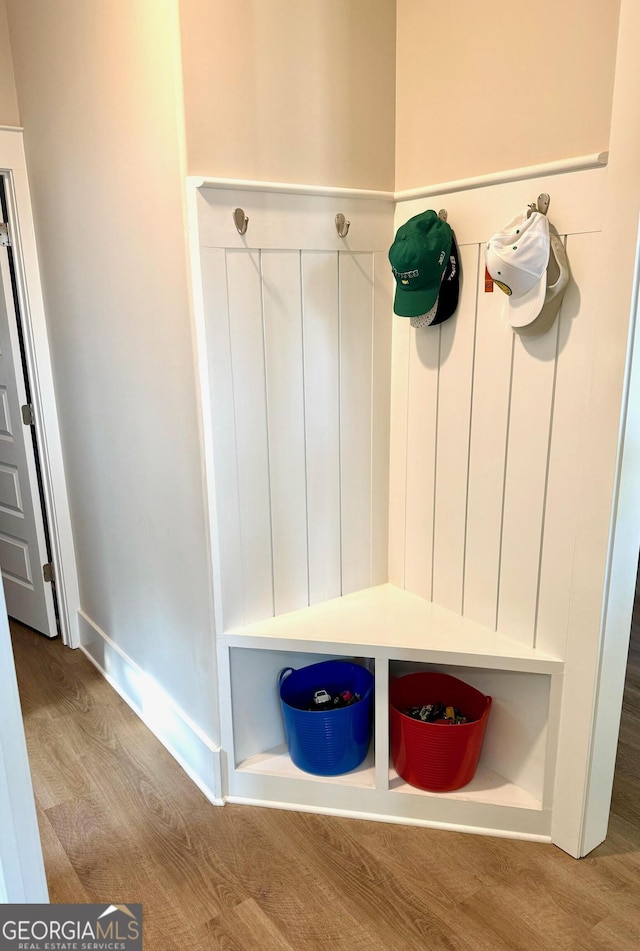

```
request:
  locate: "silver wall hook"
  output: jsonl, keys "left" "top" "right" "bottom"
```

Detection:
{"left": 335, "top": 213, "right": 350, "bottom": 238}
{"left": 438, "top": 208, "right": 448, "bottom": 222}
{"left": 233, "top": 207, "right": 249, "bottom": 236}
{"left": 527, "top": 194, "right": 551, "bottom": 218}
{"left": 537, "top": 193, "right": 550, "bottom": 216}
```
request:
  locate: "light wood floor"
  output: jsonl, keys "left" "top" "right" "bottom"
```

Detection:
{"left": 10, "top": 600, "right": 640, "bottom": 951}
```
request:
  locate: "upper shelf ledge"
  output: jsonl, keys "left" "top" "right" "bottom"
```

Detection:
{"left": 221, "top": 584, "right": 564, "bottom": 673}
{"left": 188, "top": 176, "right": 394, "bottom": 202}
{"left": 394, "top": 152, "right": 609, "bottom": 202}
{"left": 188, "top": 153, "right": 608, "bottom": 206}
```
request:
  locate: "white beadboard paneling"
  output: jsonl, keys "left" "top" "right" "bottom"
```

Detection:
{"left": 340, "top": 252, "right": 374, "bottom": 594}
{"left": 196, "top": 187, "right": 394, "bottom": 253}
{"left": 498, "top": 309, "right": 560, "bottom": 646}
{"left": 197, "top": 189, "right": 394, "bottom": 627}
{"left": 301, "top": 251, "right": 341, "bottom": 604}
{"left": 226, "top": 250, "right": 274, "bottom": 623}
{"left": 536, "top": 233, "right": 600, "bottom": 656}
{"left": 463, "top": 257, "right": 514, "bottom": 629}
{"left": 432, "top": 244, "right": 479, "bottom": 613}
{"left": 395, "top": 167, "right": 606, "bottom": 246}
{"left": 200, "top": 248, "right": 244, "bottom": 629}
{"left": 387, "top": 316, "right": 410, "bottom": 586}
{"left": 371, "top": 253, "right": 393, "bottom": 584}
{"left": 403, "top": 323, "right": 439, "bottom": 600}
{"left": 262, "top": 251, "right": 309, "bottom": 615}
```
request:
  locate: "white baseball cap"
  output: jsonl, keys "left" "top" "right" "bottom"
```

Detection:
{"left": 486, "top": 210, "right": 550, "bottom": 328}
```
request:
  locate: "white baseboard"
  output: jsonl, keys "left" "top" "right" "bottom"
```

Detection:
{"left": 78, "top": 610, "right": 224, "bottom": 806}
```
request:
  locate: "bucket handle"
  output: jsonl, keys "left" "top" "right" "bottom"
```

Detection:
{"left": 277, "top": 667, "right": 294, "bottom": 689}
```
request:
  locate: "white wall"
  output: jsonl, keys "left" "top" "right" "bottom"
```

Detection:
{"left": 5, "top": 0, "right": 218, "bottom": 743}
{"left": 0, "top": 0, "right": 18, "bottom": 127}
{"left": 395, "top": 0, "right": 620, "bottom": 190}
{"left": 179, "top": 0, "right": 396, "bottom": 190}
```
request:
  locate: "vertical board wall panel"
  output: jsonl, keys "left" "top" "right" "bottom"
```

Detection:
{"left": 302, "top": 252, "right": 342, "bottom": 604}
{"left": 432, "top": 244, "right": 478, "bottom": 613}
{"left": 403, "top": 327, "right": 439, "bottom": 599}
{"left": 387, "top": 317, "right": 410, "bottom": 587}
{"left": 262, "top": 251, "right": 309, "bottom": 615}
{"left": 226, "top": 250, "right": 274, "bottom": 624}
{"left": 200, "top": 248, "right": 244, "bottom": 629}
{"left": 536, "top": 233, "right": 600, "bottom": 657}
{"left": 498, "top": 316, "right": 560, "bottom": 646}
{"left": 463, "top": 261, "right": 514, "bottom": 629}
{"left": 371, "top": 253, "right": 393, "bottom": 585}
{"left": 340, "top": 252, "right": 374, "bottom": 595}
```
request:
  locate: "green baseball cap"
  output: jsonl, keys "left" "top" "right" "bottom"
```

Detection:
{"left": 389, "top": 210, "right": 453, "bottom": 318}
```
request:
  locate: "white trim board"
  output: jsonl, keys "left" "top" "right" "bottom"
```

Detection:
{"left": 78, "top": 611, "right": 224, "bottom": 806}
{"left": 226, "top": 796, "right": 552, "bottom": 844}
{"left": 190, "top": 152, "right": 608, "bottom": 204}
{"left": 395, "top": 152, "right": 609, "bottom": 202}
{"left": 190, "top": 176, "right": 394, "bottom": 202}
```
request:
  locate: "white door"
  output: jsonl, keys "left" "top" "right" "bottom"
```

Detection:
{"left": 0, "top": 191, "right": 57, "bottom": 638}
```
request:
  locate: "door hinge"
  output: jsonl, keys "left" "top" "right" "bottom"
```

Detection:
{"left": 43, "top": 562, "right": 54, "bottom": 584}
{"left": 0, "top": 222, "right": 10, "bottom": 247}
{"left": 21, "top": 404, "right": 35, "bottom": 426}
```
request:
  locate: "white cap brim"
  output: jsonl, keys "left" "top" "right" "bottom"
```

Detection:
{"left": 514, "top": 234, "right": 570, "bottom": 337}
{"left": 508, "top": 274, "right": 547, "bottom": 328}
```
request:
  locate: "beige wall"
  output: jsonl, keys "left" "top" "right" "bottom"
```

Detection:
{"left": 0, "top": 0, "right": 18, "bottom": 126}
{"left": 5, "top": 0, "right": 218, "bottom": 740}
{"left": 179, "top": 0, "right": 396, "bottom": 190}
{"left": 395, "top": 0, "right": 620, "bottom": 190}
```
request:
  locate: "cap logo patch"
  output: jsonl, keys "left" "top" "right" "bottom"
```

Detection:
{"left": 391, "top": 266, "right": 419, "bottom": 281}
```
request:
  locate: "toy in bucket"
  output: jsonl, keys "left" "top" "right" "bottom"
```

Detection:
{"left": 389, "top": 672, "right": 492, "bottom": 791}
{"left": 278, "top": 659, "right": 374, "bottom": 776}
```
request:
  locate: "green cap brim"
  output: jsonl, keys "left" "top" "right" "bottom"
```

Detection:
{"left": 393, "top": 283, "right": 440, "bottom": 318}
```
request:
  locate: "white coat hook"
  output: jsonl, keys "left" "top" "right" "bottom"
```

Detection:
{"left": 537, "top": 193, "right": 550, "bottom": 216}
{"left": 233, "top": 207, "right": 249, "bottom": 236}
{"left": 335, "top": 213, "right": 350, "bottom": 238}
{"left": 438, "top": 208, "right": 448, "bottom": 222}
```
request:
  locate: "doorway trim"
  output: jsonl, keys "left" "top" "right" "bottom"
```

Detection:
{"left": 0, "top": 127, "right": 80, "bottom": 647}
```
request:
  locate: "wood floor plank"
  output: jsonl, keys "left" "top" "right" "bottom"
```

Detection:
{"left": 586, "top": 911, "right": 640, "bottom": 951}
{"left": 192, "top": 898, "right": 297, "bottom": 951}
{"left": 201, "top": 804, "right": 392, "bottom": 951}
{"left": 263, "top": 808, "right": 471, "bottom": 951}
{"left": 34, "top": 805, "right": 92, "bottom": 904}
{"left": 22, "top": 714, "right": 92, "bottom": 809}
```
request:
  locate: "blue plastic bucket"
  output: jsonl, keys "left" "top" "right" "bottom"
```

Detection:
{"left": 278, "top": 660, "right": 374, "bottom": 776}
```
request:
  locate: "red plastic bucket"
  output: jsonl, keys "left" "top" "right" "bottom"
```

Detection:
{"left": 389, "top": 672, "right": 492, "bottom": 792}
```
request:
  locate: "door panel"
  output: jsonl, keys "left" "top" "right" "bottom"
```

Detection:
{"left": 0, "top": 243, "right": 56, "bottom": 637}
